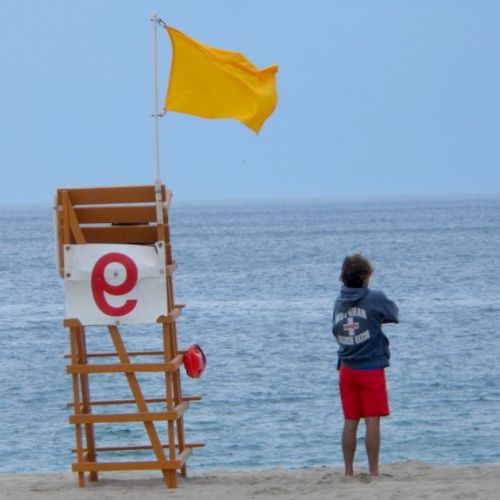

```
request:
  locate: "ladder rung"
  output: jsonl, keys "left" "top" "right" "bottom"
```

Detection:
{"left": 72, "top": 449, "right": 192, "bottom": 472}
{"left": 67, "top": 395, "right": 202, "bottom": 408}
{"left": 71, "top": 443, "right": 205, "bottom": 453}
{"left": 69, "top": 402, "right": 189, "bottom": 424}
{"left": 64, "top": 350, "right": 166, "bottom": 359}
{"left": 66, "top": 355, "right": 184, "bottom": 374}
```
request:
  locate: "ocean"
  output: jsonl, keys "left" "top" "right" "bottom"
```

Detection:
{"left": 0, "top": 195, "right": 499, "bottom": 472}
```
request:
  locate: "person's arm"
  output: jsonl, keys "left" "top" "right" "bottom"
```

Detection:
{"left": 379, "top": 292, "right": 399, "bottom": 324}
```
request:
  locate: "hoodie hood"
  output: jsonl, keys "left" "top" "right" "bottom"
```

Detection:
{"left": 336, "top": 285, "right": 370, "bottom": 312}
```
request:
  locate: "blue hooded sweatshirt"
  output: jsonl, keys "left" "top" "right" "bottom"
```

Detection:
{"left": 332, "top": 286, "right": 399, "bottom": 369}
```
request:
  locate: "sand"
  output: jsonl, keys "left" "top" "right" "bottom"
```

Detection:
{"left": 1, "top": 462, "right": 499, "bottom": 500}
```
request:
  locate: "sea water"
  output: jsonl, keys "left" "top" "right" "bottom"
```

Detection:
{"left": 0, "top": 196, "right": 499, "bottom": 472}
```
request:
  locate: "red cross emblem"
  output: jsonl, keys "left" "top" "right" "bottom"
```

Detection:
{"left": 343, "top": 318, "right": 359, "bottom": 336}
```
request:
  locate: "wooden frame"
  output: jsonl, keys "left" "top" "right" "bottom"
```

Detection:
{"left": 55, "top": 185, "right": 202, "bottom": 488}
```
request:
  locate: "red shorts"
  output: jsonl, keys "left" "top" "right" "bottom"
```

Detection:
{"left": 339, "top": 366, "right": 390, "bottom": 419}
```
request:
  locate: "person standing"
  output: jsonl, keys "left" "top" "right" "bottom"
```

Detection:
{"left": 332, "top": 253, "right": 399, "bottom": 476}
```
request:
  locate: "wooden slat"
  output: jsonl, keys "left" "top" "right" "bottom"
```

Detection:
{"left": 62, "top": 185, "right": 165, "bottom": 205}
{"left": 81, "top": 225, "right": 158, "bottom": 244}
{"left": 64, "top": 304, "right": 186, "bottom": 332}
{"left": 69, "top": 395, "right": 201, "bottom": 408}
{"left": 69, "top": 398, "right": 167, "bottom": 408}
{"left": 73, "top": 460, "right": 173, "bottom": 472}
{"left": 66, "top": 355, "right": 184, "bottom": 375}
{"left": 55, "top": 203, "right": 65, "bottom": 278}
{"left": 62, "top": 191, "right": 86, "bottom": 244}
{"left": 72, "top": 450, "right": 192, "bottom": 472}
{"left": 60, "top": 193, "right": 71, "bottom": 246}
{"left": 69, "top": 402, "right": 189, "bottom": 424}
{"left": 69, "top": 412, "right": 171, "bottom": 424}
{"left": 72, "top": 443, "right": 204, "bottom": 453}
{"left": 75, "top": 205, "right": 158, "bottom": 224}
{"left": 65, "top": 350, "right": 165, "bottom": 360}
{"left": 182, "top": 395, "right": 202, "bottom": 402}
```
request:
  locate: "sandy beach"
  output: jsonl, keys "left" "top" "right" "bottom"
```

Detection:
{"left": 1, "top": 462, "right": 499, "bottom": 500}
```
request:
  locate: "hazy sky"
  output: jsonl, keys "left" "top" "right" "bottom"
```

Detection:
{"left": 1, "top": 1, "right": 499, "bottom": 204}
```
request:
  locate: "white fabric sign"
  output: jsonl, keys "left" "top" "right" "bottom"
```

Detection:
{"left": 64, "top": 243, "right": 167, "bottom": 325}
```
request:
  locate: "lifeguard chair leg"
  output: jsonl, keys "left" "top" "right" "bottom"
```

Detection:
{"left": 75, "top": 327, "right": 98, "bottom": 481}
{"left": 166, "top": 322, "right": 187, "bottom": 477}
{"left": 69, "top": 326, "right": 86, "bottom": 487}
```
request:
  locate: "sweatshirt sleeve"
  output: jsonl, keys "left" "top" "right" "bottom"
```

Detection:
{"left": 378, "top": 291, "right": 399, "bottom": 324}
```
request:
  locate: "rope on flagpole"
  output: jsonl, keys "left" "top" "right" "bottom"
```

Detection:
{"left": 151, "top": 12, "right": 164, "bottom": 226}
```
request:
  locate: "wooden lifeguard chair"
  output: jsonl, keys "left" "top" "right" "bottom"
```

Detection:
{"left": 54, "top": 184, "right": 202, "bottom": 488}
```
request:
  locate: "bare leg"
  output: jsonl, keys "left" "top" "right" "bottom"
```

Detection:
{"left": 341, "top": 419, "right": 360, "bottom": 476}
{"left": 364, "top": 416, "right": 380, "bottom": 476}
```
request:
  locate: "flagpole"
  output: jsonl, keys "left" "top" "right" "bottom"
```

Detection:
{"left": 151, "top": 12, "right": 164, "bottom": 226}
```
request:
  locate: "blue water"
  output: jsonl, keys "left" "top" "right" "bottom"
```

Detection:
{"left": 0, "top": 196, "right": 499, "bottom": 472}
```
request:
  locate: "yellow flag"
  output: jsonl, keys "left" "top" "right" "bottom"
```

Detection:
{"left": 164, "top": 26, "right": 278, "bottom": 133}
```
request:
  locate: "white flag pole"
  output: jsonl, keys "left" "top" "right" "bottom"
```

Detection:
{"left": 151, "top": 13, "right": 164, "bottom": 225}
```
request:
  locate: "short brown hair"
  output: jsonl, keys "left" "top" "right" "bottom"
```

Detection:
{"left": 340, "top": 253, "right": 373, "bottom": 288}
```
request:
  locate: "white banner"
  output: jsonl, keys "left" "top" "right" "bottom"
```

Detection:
{"left": 64, "top": 242, "right": 167, "bottom": 325}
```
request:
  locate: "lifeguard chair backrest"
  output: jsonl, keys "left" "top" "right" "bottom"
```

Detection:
{"left": 54, "top": 185, "right": 171, "bottom": 277}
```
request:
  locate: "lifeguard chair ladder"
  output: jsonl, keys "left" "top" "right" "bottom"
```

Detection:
{"left": 54, "top": 184, "right": 202, "bottom": 488}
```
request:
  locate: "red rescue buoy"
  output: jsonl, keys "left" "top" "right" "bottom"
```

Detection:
{"left": 183, "top": 344, "right": 206, "bottom": 378}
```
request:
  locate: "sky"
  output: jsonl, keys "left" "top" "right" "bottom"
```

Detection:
{"left": 1, "top": 0, "right": 500, "bottom": 204}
